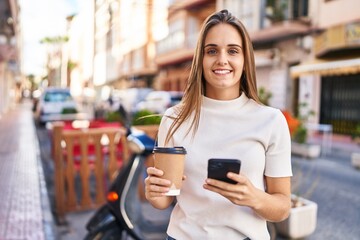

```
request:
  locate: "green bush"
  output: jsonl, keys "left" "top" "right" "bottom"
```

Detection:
{"left": 351, "top": 123, "right": 360, "bottom": 140}
{"left": 132, "top": 110, "right": 161, "bottom": 126}
{"left": 258, "top": 87, "right": 272, "bottom": 106}
{"left": 105, "top": 111, "right": 124, "bottom": 124}
{"left": 292, "top": 125, "right": 307, "bottom": 144}
{"left": 292, "top": 102, "right": 315, "bottom": 144}
{"left": 61, "top": 107, "right": 78, "bottom": 114}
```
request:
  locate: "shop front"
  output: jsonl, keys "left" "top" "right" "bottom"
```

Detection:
{"left": 291, "top": 58, "right": 360, "bottom": 135}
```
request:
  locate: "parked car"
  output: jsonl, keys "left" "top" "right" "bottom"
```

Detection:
{"left": 135, "top": 91, "right": 183, "bottom": 114}
{"left": 35, "top": 87, "right": 85, "bottom": 125}
{"left": 110, "top": 87, "right": 153, "bottom": 114}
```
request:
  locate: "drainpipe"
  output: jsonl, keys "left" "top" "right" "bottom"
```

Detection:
{"left": 260, "top": 0, "right": 266, "bottom": 29}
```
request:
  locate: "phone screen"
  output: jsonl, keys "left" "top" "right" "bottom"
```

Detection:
{"left": 207, "top": 158, "right": 241, "bottom": 184}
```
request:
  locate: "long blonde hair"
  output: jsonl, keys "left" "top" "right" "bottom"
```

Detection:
{"left": 165, "top": 9, "right": 260, "bottom": 144}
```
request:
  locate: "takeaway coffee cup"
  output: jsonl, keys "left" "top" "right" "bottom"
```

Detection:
{"left": 153, "top": 146, "right": 187, "bottom": 196}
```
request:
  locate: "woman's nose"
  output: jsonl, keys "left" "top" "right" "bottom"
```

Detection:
{"left": 217, "top": 51, "right": 228, "bottom": 65}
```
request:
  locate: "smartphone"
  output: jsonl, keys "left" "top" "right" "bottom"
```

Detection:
{"left": 207, "top": 158, "right": 241, "bottom": 184}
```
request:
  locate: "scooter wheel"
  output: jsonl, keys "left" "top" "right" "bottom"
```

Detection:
{"left": 84, "top": 227, "right": 123, "bottom": 240}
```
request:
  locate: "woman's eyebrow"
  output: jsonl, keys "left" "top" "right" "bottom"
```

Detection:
{"left": 204, "top": 43, "right": 217, "bottom": 48}
{"left": 204, "top": 43, "right": 242, "bottom": 48}
{"left": 228, "top": 44, "right": 242, "bottom": 48}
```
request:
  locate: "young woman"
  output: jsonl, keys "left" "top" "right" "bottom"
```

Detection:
{"left": 144, "top": 9, "right": 292, "bottom": 240}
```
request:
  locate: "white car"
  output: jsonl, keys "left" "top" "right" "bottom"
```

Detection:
{"left": 35, "top": 87, "right": 85, "bottom": 125}
{"left": 135, "top": 91, "right": 183, "bottom": 113}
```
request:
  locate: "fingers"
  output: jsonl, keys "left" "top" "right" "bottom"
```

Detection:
{"left": 203, "top": 173, "right": 252, "bottom": 205}
{"left": 146, "top": 166, "right": 164, "bottom": 177}
{"left": 145, "top": 167, "right": 172, "bottom": 198}
{"left": 227, "top": 172, "right": 247, "bottom": 184}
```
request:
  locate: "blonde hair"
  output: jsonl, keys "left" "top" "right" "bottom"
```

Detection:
{"left": 165, "top": 9, "right": 260, "bottom": 144}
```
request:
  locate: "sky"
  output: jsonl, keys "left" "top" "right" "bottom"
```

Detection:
{"left": 19, "top": 0, "right": 79, "bottom": 76}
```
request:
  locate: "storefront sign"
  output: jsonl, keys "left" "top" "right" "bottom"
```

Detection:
{"left": 346, "top": 22, "right": 360, "bottom": 44}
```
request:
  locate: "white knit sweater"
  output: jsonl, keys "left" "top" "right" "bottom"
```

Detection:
{"left": 157, "top": 93, "right": 292, "bottom": 240}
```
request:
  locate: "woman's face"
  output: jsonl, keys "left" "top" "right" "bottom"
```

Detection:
{"left": 202, "top": 23, "right": 244, "bottom": 100}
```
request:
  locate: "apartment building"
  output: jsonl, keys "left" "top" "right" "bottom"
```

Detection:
{"left": 290, "top": 0, "right": 360, "bottom": 135}
{"left": 68, "top": 0, "right": 359, "bottom": 135}
{"left": 156, "top": 0, "right": 360, "bottom": 134}
{"left": 88, "top": 0, "right": 169, "bottom": 99}
{"left": 155, "top": 0, "right": 216, "bottom": 91}
{"left": 0, "top": 0, "right": 21, "bottom": 117}
{"left": 66, "top": 2, "right": 95, "bottom": 100}
{"left": 151, "top": 0, "right": 310, "bottom": 109}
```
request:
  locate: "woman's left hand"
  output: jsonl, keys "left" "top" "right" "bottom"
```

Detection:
{"left": 204, "top": 173, "right": 292, "bottom": 221}
{"left": 203, "top": 172, "right": 260, "bottom": 208}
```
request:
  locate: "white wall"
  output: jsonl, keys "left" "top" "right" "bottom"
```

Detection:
{"left": 316, "top": 0, "right": 360, "bottom": 28}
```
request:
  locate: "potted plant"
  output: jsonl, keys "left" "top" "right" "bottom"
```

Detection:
{"left": 275, "top": 195, "right": 318, "bottom": 239}
{"left": 131, "top": 109, "right": 161, "bottom": 140}
{"left": 283, "top": 103, "right": 321, "bottom": 159}
{"left": 132, "top": 109, "right": 162, "bottom": 201}
{"left": 351, "top": 123, "right": 360, "bottom": 168}
{"left": 275, "top": 162, "right": 318, "bottom": 239}
{"left": 258, "top": 87, "right": 272, "bottom": 106}
{"left": 105, "top": 111, "right": 125, "bottom": 125}
{"left": 351, "top": 123, "right": 360, "bottom": 145}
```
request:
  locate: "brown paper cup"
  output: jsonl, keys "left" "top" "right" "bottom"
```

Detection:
{"left": 153, "top": 146, "right": 187, "bottom": 196}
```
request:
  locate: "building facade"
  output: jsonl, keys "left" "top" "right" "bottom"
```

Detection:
{"left": 0, "top": 0, "right": 21, "bottom": 117}
{"left": 289, "top": 0, "right": 360, "bottom": 135}
{"left": 67, "top": 0, "right": 360, "bottom": 135}
{"left": 155, "top": 0, "right": 216, "bottom": 91}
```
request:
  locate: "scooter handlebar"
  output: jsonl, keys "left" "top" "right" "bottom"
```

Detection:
{"left": 127, "top": 131, "right": 156, "bottom": 155}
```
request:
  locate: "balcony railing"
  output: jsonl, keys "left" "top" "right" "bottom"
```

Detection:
{"left": 156, "top": 31, "right": 185, "bottom": 55}
{"left": 156, "top": 31, "right": 198, "bottom": 56}
{"left": 314, "top": 21, "right": 360, "bottom": 58}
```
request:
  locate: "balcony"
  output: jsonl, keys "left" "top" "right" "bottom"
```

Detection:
{"left": 251, "top": 20, "right": 311, "bottom": 46}
{"left": 252, "top": 0, "right": 311, "bottom": 46}
{"left": 0, "top": 0, "right": 17, "bottom": 63}
{"left": 155, "top": 31, "right": 196, "bottom": 67}
{"left": 265, "top": 0, "right": 309, "bottom": 23}
{"left": 156, "top": 1, "right": 214, "bottom": 67}
{"left": 169, "top": 0, "right": 214, "bottom": 13}
{"left": 119, "top": 45, "right": 157, "bottom": 80}
{"left": 314, "top": 21, "right": 360, "bottom": 58}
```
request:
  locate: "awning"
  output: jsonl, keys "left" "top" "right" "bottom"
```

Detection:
{"left": 290, "top": 58, "right": 360, "bottom": 78}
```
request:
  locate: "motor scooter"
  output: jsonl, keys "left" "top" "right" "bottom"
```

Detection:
{"left": 84, "top": 129, "right": 173, "bottom": 240}
{"left": 84, "top": 129, "right": 277, "bottom": 240}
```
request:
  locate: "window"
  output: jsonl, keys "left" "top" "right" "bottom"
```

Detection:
{"left": 266, "top": 0, "right": 308, "bottom": 21}
{"left": 223, "top": 0, "right": 254, "bottom": 29}
{"left": 44, "top": 92, "right": 72, "bottom": 102}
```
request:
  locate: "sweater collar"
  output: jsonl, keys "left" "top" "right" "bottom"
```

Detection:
{"left": 202, "top": 93, "right": 249, "bottom": 110}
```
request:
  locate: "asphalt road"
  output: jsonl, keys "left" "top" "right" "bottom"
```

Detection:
{"left": 36, "top": 124, "right": 360, "bottom": 240}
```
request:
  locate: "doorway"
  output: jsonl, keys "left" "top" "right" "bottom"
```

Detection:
{"left": 320, "top": 74, "right": 360, "bottom": 135}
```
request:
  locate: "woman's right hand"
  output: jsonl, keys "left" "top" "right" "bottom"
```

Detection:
{"left": 144, "top": 167, "right": 173, "bottom": 204}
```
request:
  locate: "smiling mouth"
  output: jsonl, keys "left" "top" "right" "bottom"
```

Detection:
{"left": 213, "top": 69, "right": 231, "bottom": 74}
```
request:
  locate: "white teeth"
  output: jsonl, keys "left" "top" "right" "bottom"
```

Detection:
{"left": 214, "top": 69, "right": 230, "bottom": 74}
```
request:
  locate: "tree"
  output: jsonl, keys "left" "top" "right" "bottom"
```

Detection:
{"left": 40, "top": 36, "right": 69, "bottom": 87}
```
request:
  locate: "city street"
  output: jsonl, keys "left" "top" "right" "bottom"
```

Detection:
{"left": 285, "top": 149, "right": 360, "bottom": 240}
{"left": 36, "top": 122, "right": 360, "bottom": 240}
{"left": 1, "top": 1, "right": 359, "bottom": 239}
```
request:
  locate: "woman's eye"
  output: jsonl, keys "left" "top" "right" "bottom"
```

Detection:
{"left": 228, "top": 49, "right": 239, "bottom": 54}
{"left": 206, "top": 49, "right": 217, "bottom": 55}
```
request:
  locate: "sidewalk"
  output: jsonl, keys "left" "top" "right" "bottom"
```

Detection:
{"left": 0, "top": 101, "right": 56, "bottom": 239}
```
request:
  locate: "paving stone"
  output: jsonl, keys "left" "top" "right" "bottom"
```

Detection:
{"left": 0, "top": 101, "right": 56, "bottom": 240}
